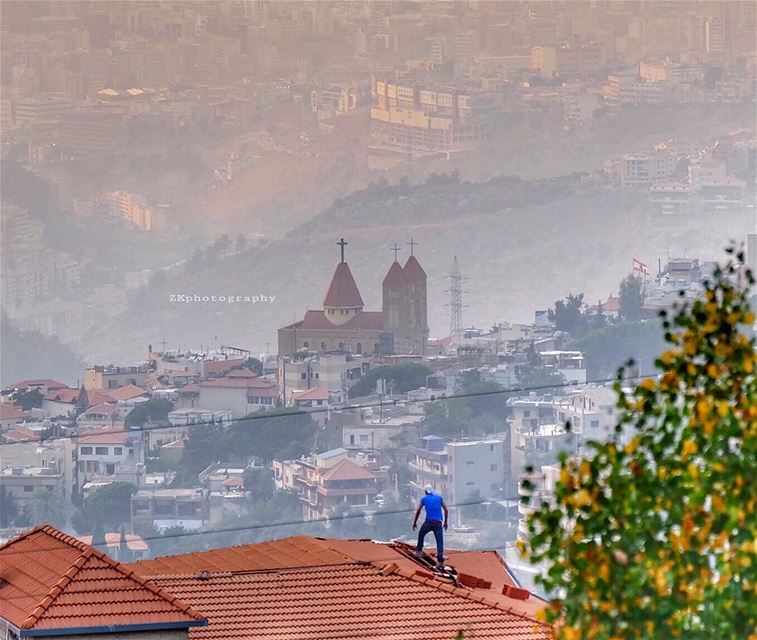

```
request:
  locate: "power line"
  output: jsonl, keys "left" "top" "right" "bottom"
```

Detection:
{"left": 2, "top": 373, "right": 652, "bottom": 449}
{"left": 0, "top": 495, "right": 524, "bottom": 557}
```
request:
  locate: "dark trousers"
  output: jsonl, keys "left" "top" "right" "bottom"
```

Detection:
{"left": 416, "top": 519, "right": 444, "bottom": 562}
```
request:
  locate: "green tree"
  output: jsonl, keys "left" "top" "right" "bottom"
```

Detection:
{"left": 125, "top": 398, "right": 173, "bottom": 427}
{"left": 243, "top": 467, "right": 274, "bottom": 502}
{"left": 72, "top": 482, "right": 137, "bottom": 533}
{"left": 571, "top": 320, "right": 665, "bottom": 380}
{"left": 0, "top": 486, "right": 19, "bottom": 527}
{"left": 227, "top": 408, "right": 317, "bottom": 463}
{"left": 242, "top": 357, "right": 264, "bottom": 376}
{"left": 516, "top": 363, "right": 566, "bottom": 391}
{"left": 549, "top": 293, "right": 586, "bottom": 335}
{"left": 75, "top": 386, "right": 89, "bottom": 416}
{"left": 14, "top": 388, "right": 43, "bottom": 410}
{"left": 521, "top": 252, "right": 757, "bottom": 639}
{"left": 349, "top": 363, "right": 433, "bottom": 398}
{"left": 175, "top": 421, "right": 228, "bottom": 484}
{"left": 619, "top": 273, "right": 644, "bottom": 321}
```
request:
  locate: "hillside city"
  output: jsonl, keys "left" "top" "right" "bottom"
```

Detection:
{"left": 0, "top": 1, "right": 756, "bottom": 639}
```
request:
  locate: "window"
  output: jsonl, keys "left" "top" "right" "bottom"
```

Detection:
{"left": 356, "top": 343, "right": 362, "bottom": 354}
{"left": 466, "top": 481, "right": 475, "bottom": 486}
{"left": 523, "top": 409, "right": 531, "bottom": 417}
{"left": 359, "top": 434, "right": 369, "bottom": 443}
{"left": 301, "top": 373, "right": 307, "bottom": 380}
{"left": 315, "top": 373, "right": 319, "bottom": 379}
{"left": 80, "top": 446, "right": 93, "bottom": 455}
{"left": 46, "top": 485, "right": 54, "bottom": 491}
{"left": 466, "top": 460, "right": 475, "bottom": 465}
{"left": 128, "top": 448, "right": 134, "bottom": 456}
{"left": 338, "top": 343, "right": 344, "bottom": 349}
{"left": 349, "top": 435, "right": 355, "bottom": 445}
{"left": 321, "top": 342, "right": 327, "bottom": 350}
{"left": 590, "top": 420, "right": 600, "bottom": 430}
{"left": 106, "top": 464, "right": 116, "bottom": 475}
{"left": 24, "top": 485, "right": 34, "bottom": 492}
{"left": 490, "top": 444, "right": 494, "bottom": 451}
{"left": 114, "top": 447, "right": 123, "bottom": 456}
{"left": 95, "top": 447, "right": 108, "bottom": 455}
{"left": 303, "top": 342, "right": 309, "bottom": 348}
{"left": 490, "top": 464, "right": 498, "bottom": 471}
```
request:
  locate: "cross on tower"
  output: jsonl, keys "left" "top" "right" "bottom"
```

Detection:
{"left": 407, "top": 237, "right": 417, "bottom": 256}
{"left": 391, "top": 243, "right": 401, "bottom": 261}
{"left": 337, "top": 238, "right": 348, "bottom": 263}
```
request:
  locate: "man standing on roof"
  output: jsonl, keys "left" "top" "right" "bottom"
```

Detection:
{"left": 412, "top": 484, "right": 448, "bottom": 568}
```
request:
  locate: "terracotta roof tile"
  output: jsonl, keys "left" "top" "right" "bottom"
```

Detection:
{"left": 0, "top": 526, "right": 205, "bottom": 634}
{"left": 101, "top": 384, "right": 150, "bottom": 401}
{"left": 131, "top": 564, "right": 550, "bottom": 640}
{"left": 43, "top": 388, "right": 79, "bottom": 403}
{"left": 127, "top": 536, "right": 550, "bottom": 638}
{"left": 319, "top": 458, "right": 377, "bottom": 482}
{"left": 7, "top": 379, "right": 68, "bottom": 391}
{"left": 323, "top": 262, "right": 364, "bottom": 309}
{"left": 77, "top": 430, "right": 133, "bottom": 445}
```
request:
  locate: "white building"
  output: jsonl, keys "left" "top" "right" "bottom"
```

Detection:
{"left": 76, "top": 430, "right": 144, "bottom": 488}
{"left": 409, "top": 435, "right": 505, "bottom": 513}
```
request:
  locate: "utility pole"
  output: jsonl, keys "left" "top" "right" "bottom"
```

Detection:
{"left": 446, "top": 256, "right": 465, "bottom": 339}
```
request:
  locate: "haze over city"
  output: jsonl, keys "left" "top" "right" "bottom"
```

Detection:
{"left": 0, "top": 2, "right": 755, "bottom": 639}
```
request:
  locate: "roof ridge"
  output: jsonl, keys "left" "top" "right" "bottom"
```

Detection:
{"left": 13, "top": 526, "right": 204, "bottom": 628}
{"left": 376, "top": 560, "right": 547, "bottom": 626}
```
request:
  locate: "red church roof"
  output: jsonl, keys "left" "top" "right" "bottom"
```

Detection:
{"left": 382, "top": 261, "right": 406, "bottom": 288}
{"left": 323, "top": 262, "right": 364, "bottom": 309}
{"left": 403, "top": 255, "right": 427, "bottom": 281}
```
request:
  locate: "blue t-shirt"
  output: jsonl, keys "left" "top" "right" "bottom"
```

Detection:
{"left": 421, "top": 493, "right": 444, "bottom": 521}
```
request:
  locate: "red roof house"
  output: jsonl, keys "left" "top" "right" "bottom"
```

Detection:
{"left": 0, "top": 525, "right": 206, "bottom": 638}
{"left": 126, "top": 535, "right": 551, "bottom": 640}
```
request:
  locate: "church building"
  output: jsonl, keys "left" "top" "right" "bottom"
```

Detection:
{"left": 278, "top": 239, "right": 429, "bottom": 356}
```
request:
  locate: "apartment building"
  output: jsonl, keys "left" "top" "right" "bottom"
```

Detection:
{"left": 83, "top": 364, "right": 150, "bottom": 390}
{"left": 131, "top": 488, "right": 209, "bottom": 533}
{"left": 370, "top": 77, "right": 496, "bottom": 156}
{"left": 274, "top": 448, "right": 381, "bottom": 520}
{"left": 278, "top": 353, "right": 367, "bottom": 404}
{"left": 409, "top": 435, "right": 505, "bottom": 508}
{"left": 76, "top": 430, "right": 144, "bottom": 488}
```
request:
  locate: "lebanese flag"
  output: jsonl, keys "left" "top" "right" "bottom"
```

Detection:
{"left": 633, "top": 258, "right": 649, "bottom": 275}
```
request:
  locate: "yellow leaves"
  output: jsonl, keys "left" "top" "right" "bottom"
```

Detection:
{"left": 680, "top": 439, "right": 697, "bottom": 461}
{"left": 568, "top": 489, "right": 592, "bottom": 509}
{"left": 744, "top": 356, "right": 754, "bottom": 374}
{"left": 687, "top": 462, "right": 699, "bottom": 479}
{"left": 624, "top": 436, "right": 640, "bottom": 455}
{"left": 716, "top": 401, "right": 730, "bottom": 418}
{"left": 744, "top": 311, "right": 755, "bottom": 325}
{"left": 598, "top": 559, "right": 610, "bottom": 583}
{"left": 639, "top": 378, "right": 657, "bottom": 392}
{"left": 561, "top": 627, "right": 581, "bottom": 640}
{"left": 706, "top": 363, "right": 719, "bottom": 378}
{"left": 659, "top": 350, "right": 677, "bottom": 366}
{"left": 654, "top": 565, "right": 669, "bottom": 595}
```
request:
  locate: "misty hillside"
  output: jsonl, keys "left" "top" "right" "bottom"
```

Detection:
{"left": 75, "top": 173, "right": 750, "bottom": 365}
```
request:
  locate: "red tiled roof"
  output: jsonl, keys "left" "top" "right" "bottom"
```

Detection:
{"left": 225, "top": 368, "right": 257, "bottom": 378}
{"left": 199, "top": 377, "right": 276, "bottom": 391}
{"left": 82, "top": 402, "right": 119, "bottom": 416}
{"left": 403, "top": 255, "right": 427, "bottom": 281}
{"left": 0, "top": 525, "right": 205, "bottom": 633}
{"left": 126, "top": 536, "right": 550, "bottom": 640}
{"left": 289, "top": 309, "right": 386, "bottom": 331}
{"left": 320, "top": 457, "right": 376, "bottom": 482}
{"left": 101, "top": 384, "right": 150, "bottom": 401}
{"left": 0, "top": 404, "right": 25, "bottom": 421}
{"left": 323, "top": 262, "right": 364, "bottom": 309}
{"left": 43, "top": 388, "right": 79, "bottom": 403}
{"left": 7, "top": 379, "right": 68, "bottom": 392}
{"left": 382, "top": 261, "right": 406, "bottom": 288}
{"left": 2, "top": 427, "right": 39, "bottom": 443}
{"left": 203, "top": 358, "right": 246, "bottom": 377}
{"left": 78, "top": 430, "right": 132, "bottom": 445}
{"left": 292, "top": 387, "right": 330, "bottom": 402}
